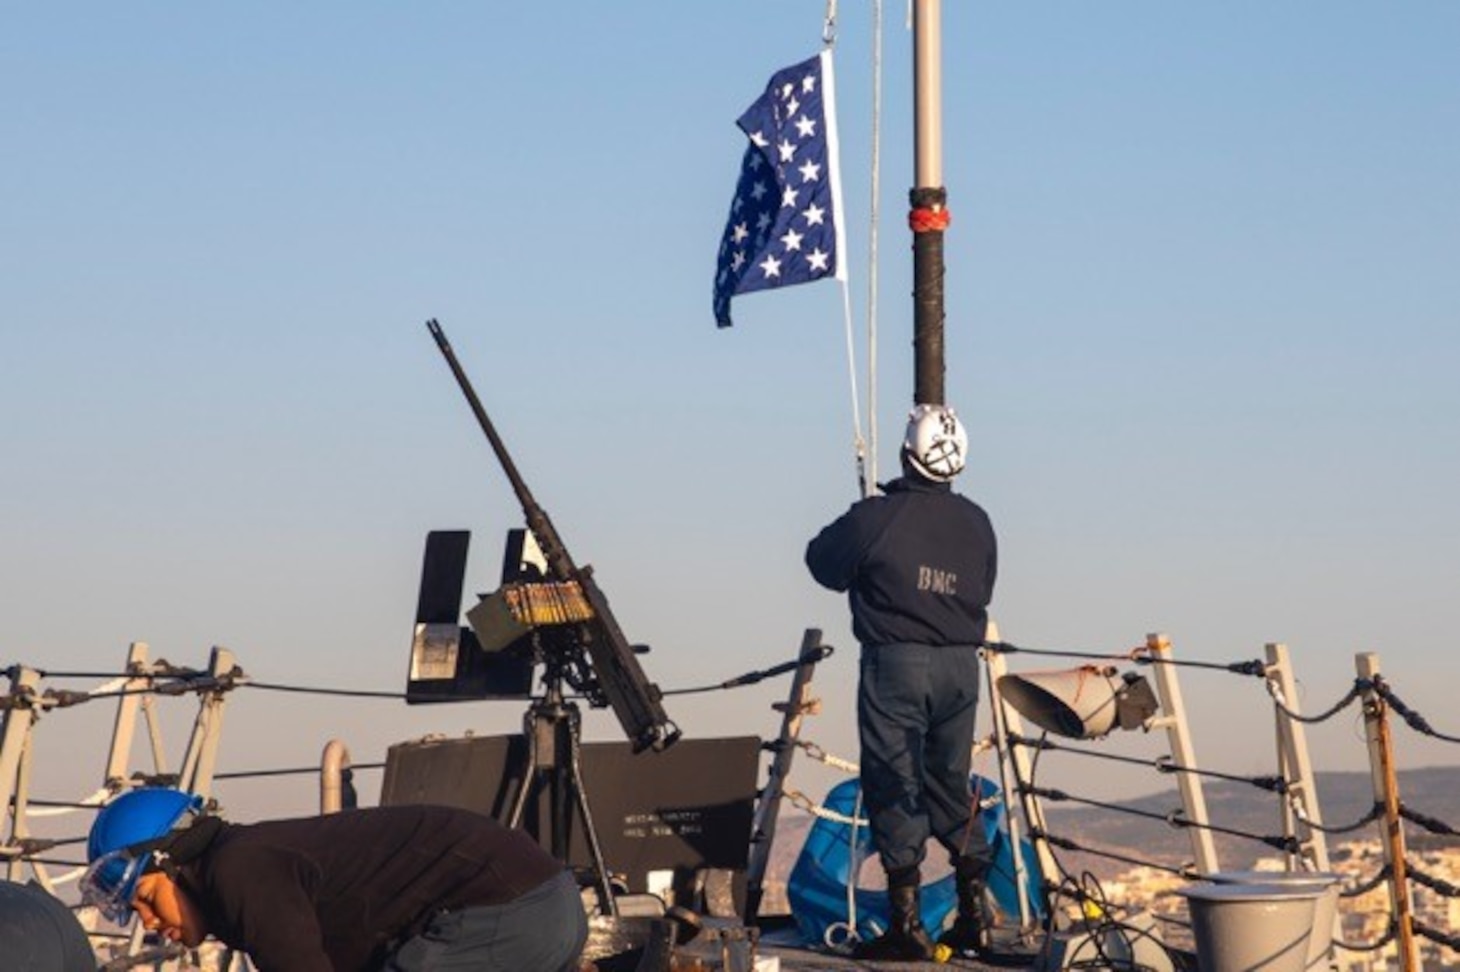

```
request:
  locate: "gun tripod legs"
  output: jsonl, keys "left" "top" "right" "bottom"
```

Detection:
{"left": 508, "top": 694, "right": 618, "bottom": 916}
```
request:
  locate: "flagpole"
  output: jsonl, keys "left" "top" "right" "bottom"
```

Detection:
{"left": 911, "top": 0, "right": 947, "bottom": 407}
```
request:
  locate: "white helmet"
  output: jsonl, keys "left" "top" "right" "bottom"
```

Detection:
{"left": 902, "top": 404, "right": 968, "bottom": 482}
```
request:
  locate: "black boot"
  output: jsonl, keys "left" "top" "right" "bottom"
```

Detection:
{"left": 938, "top": 856, "right": 992, "bottom": 958}
{"left": 853, "top": 874, "right": 938, "bottom": 962}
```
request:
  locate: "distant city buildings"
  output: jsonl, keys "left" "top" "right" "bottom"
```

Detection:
{"left": 1108, "top": 838, "right": 1460, "bottom": 971}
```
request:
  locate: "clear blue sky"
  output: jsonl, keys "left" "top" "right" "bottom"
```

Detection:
{"left": 4, "top": 3, "right": 1458, "bottom": 827}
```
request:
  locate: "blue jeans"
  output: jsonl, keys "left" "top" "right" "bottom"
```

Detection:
{"left": 383, "top": 871, "right": 587, "bottom": 972}
{"left": 858, "top": 642, "right": 992, "bottom": 878}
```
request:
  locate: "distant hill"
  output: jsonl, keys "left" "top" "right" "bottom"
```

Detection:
{"left": 1040, "top": 765, "right": 1460, "bottom": 877}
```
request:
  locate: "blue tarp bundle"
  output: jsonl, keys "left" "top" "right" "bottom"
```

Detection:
{"left": 785, "top": 775, "right": 1044, "bottom": 947}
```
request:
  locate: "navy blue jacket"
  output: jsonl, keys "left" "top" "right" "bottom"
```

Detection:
{"left": 806, "top": 476, "right": 997, "bottom": 647}
{"left": 178, "top": 804, "right": 564, "bottom": 972}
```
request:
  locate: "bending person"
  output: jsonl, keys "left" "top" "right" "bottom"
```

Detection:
{"left": 83, "top": 787, "right": 588, "bottom": 971}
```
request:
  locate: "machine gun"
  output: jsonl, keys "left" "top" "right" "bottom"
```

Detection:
{"left": 425, "top": 319, "right": 680, "bottom": 755}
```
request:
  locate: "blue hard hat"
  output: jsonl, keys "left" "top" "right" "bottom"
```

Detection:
{"left": 82, "top": 788, "right": 204, "bottom": 923}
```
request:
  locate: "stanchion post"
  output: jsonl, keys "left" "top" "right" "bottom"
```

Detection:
{"left": 984, "top": 644, "right": 1059, "bottom": 920}
{"left": 1144, "top": 633, "right": 1220, "bottom": 876}
{"left": 178, "top": 646, "right": 239, "bottom": 800}
{"left": 1356, "top": 652, "right": 1419, "bottom": 972}
{"left": 743, "top": 628, "right": 828, "bottom": 924}
{"left": 1265, "top": 642, "right": 1331, "bottom": 872}
{"left": 104, "top": 641, "right": 152, "bottom": 788}
{"left": 1, "top": 666, "right": 42, "bottom": 883}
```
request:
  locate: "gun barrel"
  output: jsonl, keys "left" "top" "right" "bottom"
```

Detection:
{"left": 426, "top": 319, "right": 575, "bottom": 579}
{"left": 425, "top": 319, "right": 679, "bottom": 753}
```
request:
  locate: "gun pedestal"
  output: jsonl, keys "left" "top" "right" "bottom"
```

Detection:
{"left": 509, "top": 666, "right": 617, "bottom": 916}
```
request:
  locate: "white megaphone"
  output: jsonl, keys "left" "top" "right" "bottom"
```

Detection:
{"left": 997, "top": 665, "right": 1159, "bottom": 740}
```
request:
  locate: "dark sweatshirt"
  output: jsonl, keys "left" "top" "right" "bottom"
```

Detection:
{"left": 177, "top": 804, "right": 564, "bottom": 972}
{"left": 806, "top": 475, "right": 997, "bottom": 647}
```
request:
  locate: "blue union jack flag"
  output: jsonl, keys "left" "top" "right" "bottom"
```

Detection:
{"left": 713, "top": 50, "right": 845, "bottom": 328}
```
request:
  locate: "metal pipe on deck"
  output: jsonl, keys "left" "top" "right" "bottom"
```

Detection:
{"left": 320, "top": 739, "right": 355, "bottom": 815}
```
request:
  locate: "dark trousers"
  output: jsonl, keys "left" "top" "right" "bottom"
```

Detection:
{"left": 383, "top": 871, "right": 587, "bottom": 972}
{"left": 858, "top": 642, "right": 993, "bottom": 879}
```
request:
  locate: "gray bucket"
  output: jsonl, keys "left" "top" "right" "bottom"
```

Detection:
{"left": 1177, "top": 883, "right": 1323, "bottom": 972}
{"left": 1205, "top": 871, "right": 1341, "bottom": 970}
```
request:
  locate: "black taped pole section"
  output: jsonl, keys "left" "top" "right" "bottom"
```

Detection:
{"left": 911, "top": 0, "right": 947, "bottom": 407}
{"left": 911, "top": 185, "right": 947, "bottom": 407}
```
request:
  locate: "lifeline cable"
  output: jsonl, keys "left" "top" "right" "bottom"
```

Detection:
{"left": 1032, "top": 830, "right": 1197, "bottom": 880}
{"left": 4, "top": 797, "right": 98, "bottom": 810}
{"left": 1005, "top": 732, "right": 1289, "bottom": 793}
{"left": 986, "top": 640, "right": 1267, "bottom": 677}
{"left": 211, "top": 762, "right": 385, "bottom": 781}
{"left": 1373, "top": 677, "right": 1460, "bottom": 744}
{"left": 1340, "top": 862, "right": 1391, "bottom": 898}
{"left": 1414, "top": 919, "right": 1460, "bottom": 952}
{"left": 663, "top": 645, "right": 834, "bottom": 697}
{"left": 17, "top": 661, "right": 209, "bottom": 681}
{"left": 1406, "top": 863, "right": 1460, "bottom": 899}
{"left": 243, "top": 681, "right": 406, "bottom": 699}
{"left": 1, "top": 675, "right": 240, "bottom": 711}
{"left": 1287, "top": 801, "right": 1384, "bottom": 835}
{"left": 1398, "top": 802, "right": 1460, "bottom": 836}
{"left": 0, "top": 835, "right": 86, "bottom": 854}
{"left": 2, "top": 664, "right": 157, "bottom": 681}
{"left": 1266, "top": 678, "right": 1366, "bottom": 725}
{"left": 244, "top": 648, "right": 823, "bottom": 701}
{"left": 1024, "top": 785, "right": 1303, "bottom": 855}
{"left": 1335, "top": 920, "right": 1397, "bottom": 954}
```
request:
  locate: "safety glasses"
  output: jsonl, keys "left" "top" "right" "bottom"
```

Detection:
{"left": 80, "top": 848, "right": 148, "bottom": 924}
